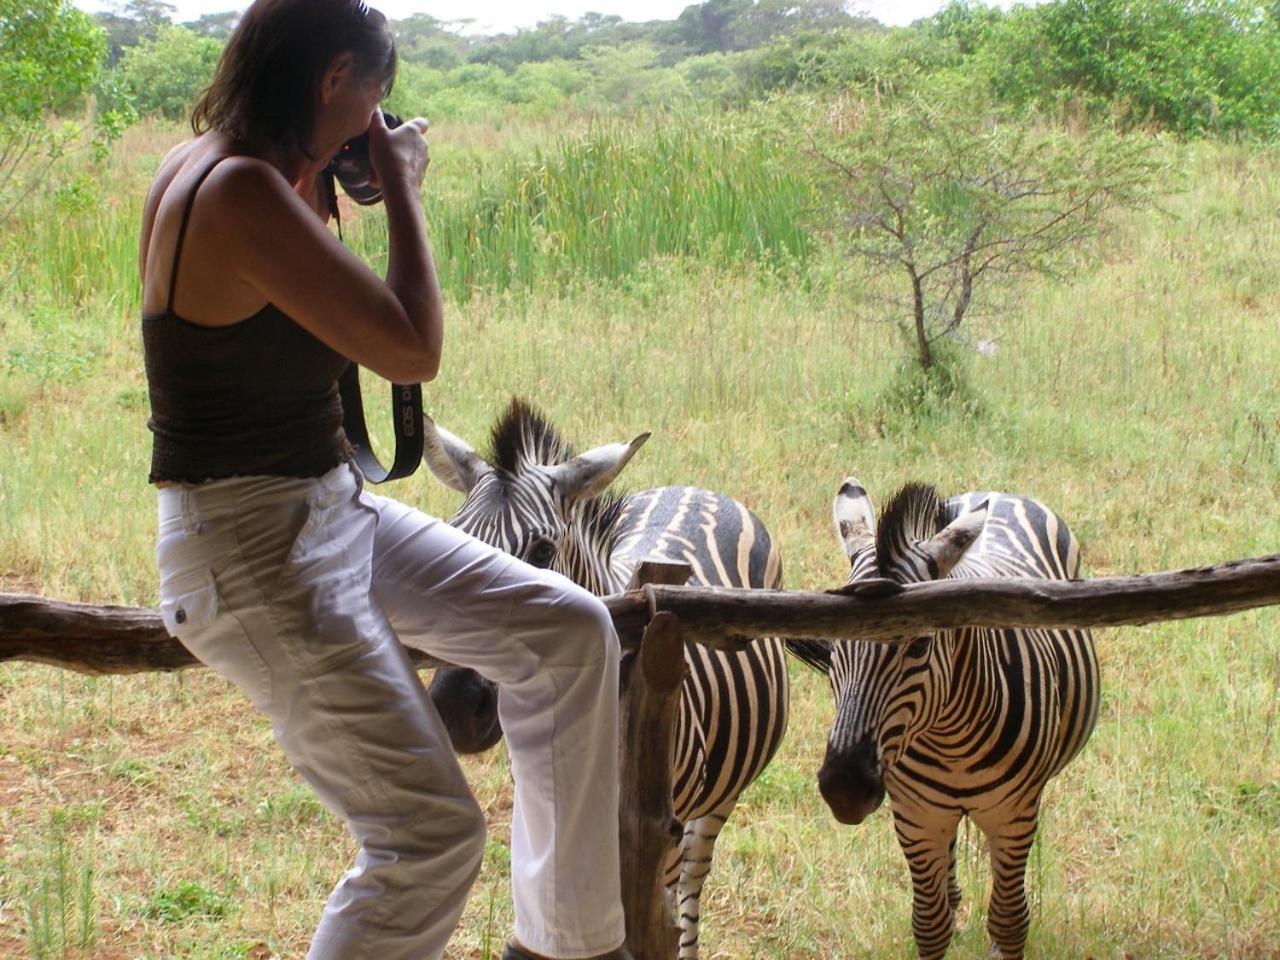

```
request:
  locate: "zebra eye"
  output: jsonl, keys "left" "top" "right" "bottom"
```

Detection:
{"left": 525, "top": 538, "right": 557, "bottom": 569}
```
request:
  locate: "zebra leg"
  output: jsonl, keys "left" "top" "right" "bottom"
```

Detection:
{"left": 893, "top": 805, "right": 963, "bottom": 960}
{"left": 947, "top": 832, "right": 962, "bottom": 914}
{"left": 978, "top": 809, "right": 1039, "bottom": 960}
{"left": 673, "top": 798, "right": 736, "bottom": 960}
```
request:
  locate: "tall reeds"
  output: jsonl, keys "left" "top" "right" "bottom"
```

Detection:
{"left": 3, "top": 111, "right": 811, "bottom": 311}
{"left": 351, "top": 113, "right": 814, "bottom": 297}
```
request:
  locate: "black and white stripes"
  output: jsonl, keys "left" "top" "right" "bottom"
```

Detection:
{"left": 421, "top": 400, "right": 789, "bottom": 960}
{"left": 811, "top": 479, "right": 1100, "bottom": 960}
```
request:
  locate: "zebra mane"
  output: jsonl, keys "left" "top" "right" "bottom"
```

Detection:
{"left": 486, "top": 396, "right": 630, "bottom": 546}
{"left": 785, "top": 639, "right": 833, "bottom": 675}
{"left": 875, "top": 482, "right": 947, "bottom": 577}
{"left": 573, "top": 493, "right": 631, "bottom": 557}
{"left": 488, "top": 398, "right": 573, "bottom": 473}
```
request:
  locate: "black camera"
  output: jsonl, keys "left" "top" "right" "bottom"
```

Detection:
{"left": 324, "top": 110, "right": 403, "bottom": 206}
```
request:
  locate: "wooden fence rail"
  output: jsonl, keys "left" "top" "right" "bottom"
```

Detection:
{"left": 3, "top": 554, "right": 1279, "bottom": 675}
{"left": 610, "top": 553, "right": 1280, "bottom": 646}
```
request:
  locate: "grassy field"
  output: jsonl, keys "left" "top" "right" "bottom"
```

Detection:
{"left": 1, "top": 114, "right": 1277, "bottom": 959}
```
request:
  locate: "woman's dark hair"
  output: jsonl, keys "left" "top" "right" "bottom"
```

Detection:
{"left": 192, "top": 0, "right": 396, "bottom": 157}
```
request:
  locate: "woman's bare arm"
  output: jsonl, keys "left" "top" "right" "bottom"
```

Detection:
{"left": 210, "top": 150, "right": 442, "bottom": 384}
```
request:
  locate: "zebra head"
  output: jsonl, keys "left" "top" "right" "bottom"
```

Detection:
{"left": 422, "top": 399, "right": 649, "bottom": 586}
{"left": 420, "top": 399, "right": 648, "bottom": 753}
{"left": 816, "top": 479, "right": 987, "bottom": 826}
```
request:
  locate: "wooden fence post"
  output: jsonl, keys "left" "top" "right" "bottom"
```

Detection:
{"left": 617, "top": 562, "right": 691, "bottom": 959}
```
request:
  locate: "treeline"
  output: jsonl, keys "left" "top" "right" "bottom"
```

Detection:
{"left": 95, "top": 0, "right": 877, "bottom": 66}
{"left": 91, "top": 0, "right": 881, "bottom": 120}
{"left": 88, "top": 0, "right": 1280, "bottom": 138}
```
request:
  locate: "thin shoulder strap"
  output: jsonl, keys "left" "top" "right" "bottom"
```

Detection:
{"left": 165, "top": 155, "right": 231, "bottom": 314}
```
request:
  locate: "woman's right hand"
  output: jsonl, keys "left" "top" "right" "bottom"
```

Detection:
{"left": 368, "top": 109, "right": 430, "bottom": 199}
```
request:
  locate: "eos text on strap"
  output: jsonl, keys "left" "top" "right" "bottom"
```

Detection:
{"left": 339, "top": 363, "right": 424, "bottom": 483}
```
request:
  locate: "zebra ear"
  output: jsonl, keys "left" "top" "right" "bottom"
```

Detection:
{"left": 548, "top": 432, "right": 650, "bottom": 503}
{"left": 920, "top": 504, "right": 988, "bottom": 579}
{"left": 833, "top": 477, "right": 876, "bottom": 562}
{"left": 422, "top": 415, "right": 492, "bottom": 494}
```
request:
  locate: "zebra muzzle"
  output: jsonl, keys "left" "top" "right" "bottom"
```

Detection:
{"left": 428, "top": 666, "right": 504, "bottom": 754}
{"left": 817, "top": 739, "right": 885, "bottom": 825}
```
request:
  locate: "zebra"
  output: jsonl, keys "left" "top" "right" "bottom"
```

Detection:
{"left": 420, "top": 399, "right": 789, "bottom": 960}
{"left": 791, "top": 478, "right": 1100, "bottom": 960}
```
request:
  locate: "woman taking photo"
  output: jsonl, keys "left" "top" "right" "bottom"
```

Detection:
{"left": 139, "top": 1, "right": 630, "bottom": 958}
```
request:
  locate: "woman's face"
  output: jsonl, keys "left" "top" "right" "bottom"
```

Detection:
{"left": 313, "top": 54, "right": 384, "bottom": 162}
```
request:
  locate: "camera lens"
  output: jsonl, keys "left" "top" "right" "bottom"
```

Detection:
{"left": 324, "top": 112, "right": 409, "bottom": 206}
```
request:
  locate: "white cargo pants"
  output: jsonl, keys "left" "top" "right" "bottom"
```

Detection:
{"left": 156, "top": 462, "right": 626, "bottom": 960}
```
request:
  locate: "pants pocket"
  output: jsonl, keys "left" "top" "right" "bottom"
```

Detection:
{"left": 159, "top": 569, "right": 221, "bottom": 639}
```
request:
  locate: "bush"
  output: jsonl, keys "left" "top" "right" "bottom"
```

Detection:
{"left": 579, "top": 43, "right": 690, "bottom": 108}
{"left": 0, "top": 0, "right": 108, "bottom": 225}
{"left": 975, "top": 0, "right": 1280, "bottom": 138}
{"left": 114, "top": 24, "right": 222, "bottom": 120}
{"left": 0, "top": 0, "right": 105, "bottom": 123}
{"left": 511, "top": 59, "right": 591, "bottom": 103}
{"left": 874, "top": 343, "right": 985, "bottom": 424}
{"left": 383, "top": 62, "right": 450, "bottom": 118}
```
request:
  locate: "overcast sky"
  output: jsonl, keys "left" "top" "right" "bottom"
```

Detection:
{"left": 75, "top": 0, "right": 965, "bottom": 34}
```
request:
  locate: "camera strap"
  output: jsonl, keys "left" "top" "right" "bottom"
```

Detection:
{"left": 339, "top": 363, "right": 424, "bottom": 484}
{"left": 322, "top": 170, "right": 425, "bottom": 484}
{"left": 322, "top": 170, "right": 344, "bottom": 241}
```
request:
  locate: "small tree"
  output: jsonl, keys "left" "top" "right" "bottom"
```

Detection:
{"left": 805, "top": 78, "right": 1164, "bottom": 370}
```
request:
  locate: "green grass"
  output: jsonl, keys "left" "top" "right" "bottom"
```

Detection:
{"left": 3, "top": 109, "right": 810, "bottom": 314}
{"left": 21, "top": 805, "right": 101, "bottom": 960}
{"left": 0, "top": 120, "right": 1278, "bottom": 958}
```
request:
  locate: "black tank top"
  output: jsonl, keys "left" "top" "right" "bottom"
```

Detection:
{"left": 142, "top": 157, "right": 353, "bottom": 484}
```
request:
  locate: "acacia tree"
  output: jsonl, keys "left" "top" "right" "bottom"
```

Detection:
{"left": 806, "top": 79, "right": 1163, "bottom": 370}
